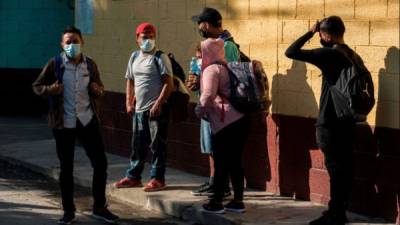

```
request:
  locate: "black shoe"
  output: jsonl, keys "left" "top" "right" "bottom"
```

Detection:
{"left": 57, "top": 211, "right": 75, "bottom": 224}
{"left": 309, "top": 211, "right": 346, "bottom": 225}
{"left": 224, "top": 200, "right": 246, "bottom": 213}
{"left": 201, "top": 201, "right": 225, "bottom": 214}
{"left": 191, "top": 182, "right": 214, "bottom": 196}
{"left": 92, "top": 207, "right": 119, "bottom": 224}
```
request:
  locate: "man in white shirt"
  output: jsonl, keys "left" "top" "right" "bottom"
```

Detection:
{"left": 33, "top": 26, "right": 118, "bottom": 224}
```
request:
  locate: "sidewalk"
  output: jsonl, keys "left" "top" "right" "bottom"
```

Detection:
{"left": 0, "top": 116, "right": 393, "bottom": 225}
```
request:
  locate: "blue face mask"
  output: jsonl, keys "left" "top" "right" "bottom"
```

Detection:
{"left": 63, "top": 44, "right": 81, "bottom": 59}
{"left": 140, "top": 39, "right": 155, "bottom": 52}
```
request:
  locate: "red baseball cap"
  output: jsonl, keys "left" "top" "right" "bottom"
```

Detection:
{"left": 136, "top": 23, "right": 156, "bottom": 36}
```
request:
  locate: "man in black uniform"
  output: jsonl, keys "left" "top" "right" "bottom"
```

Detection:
{"left": 285, "top": 16, "right": 363, "bottom": 225}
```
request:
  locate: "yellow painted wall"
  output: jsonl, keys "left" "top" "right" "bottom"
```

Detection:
{"left": 80, "top": 0, "right": 399, "bottom": 129}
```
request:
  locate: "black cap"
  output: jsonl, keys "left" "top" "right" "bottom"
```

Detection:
{"left": 191, "top": 7, "right": 222, "bottom": 26}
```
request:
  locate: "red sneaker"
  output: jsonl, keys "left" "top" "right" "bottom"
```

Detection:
{"left": 113, "top": 177, "right": 142, "bottom": 189}
{"left": 143, "top": 179, "right": 166, "bottom": 192}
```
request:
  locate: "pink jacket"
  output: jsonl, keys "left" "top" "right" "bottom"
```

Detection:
{"left": 196, "top": 38, "right": 244, "bottom": 134}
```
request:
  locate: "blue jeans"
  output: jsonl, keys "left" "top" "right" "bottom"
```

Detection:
{"left": 200, "top": 119, "right": 213, "bottom": 155}
{"left": 126, "top": 106, "right": 169, "bottom": 180}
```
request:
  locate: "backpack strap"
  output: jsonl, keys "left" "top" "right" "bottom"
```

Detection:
{"left": 85, "top": 57, "right": 95, "bottom": 82}
{"left": 126, "top": 51, "right": 140, "bottom": 81}
{"left": 208, "top": 61, "right": 232, "bottom": 121}
{"left": 130, "top": 50, "right": 163, "bottom": 76}
{"left": 132, "top": 50, "right": 140, "bottom": 60}
{"left": 129, "top": 50, "right": 164, "bottom": 76}
{"left": 54, "top": 55, "right": 64, "bottom": 83}
{"left": 127, "top": 49, "right": 164, "bottom": 79}
{"left": 211, "top": 61, "right": 236, "bottom": 87}
{"left": 333, "top": 44, "right": 357, "bottom": 65}
{"left": 49, "top": 55, "right": 64, "bottom": 108}
{"left": 153, "top": 50, "right": 163, "bottom": 75}
{"left": 55, "top": 55, "right": 96, "bottom": 83}
{"left": 128, "top": 50, "right": 140, "bottom": 67}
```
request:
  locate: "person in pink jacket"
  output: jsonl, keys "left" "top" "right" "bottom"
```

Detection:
{"left": 196, "top": 38, "right": 250, "bottom": 214}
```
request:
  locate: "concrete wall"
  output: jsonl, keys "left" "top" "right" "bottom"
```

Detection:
{"left": 0, "top": 0, "right": 74, "bottom": 115}
{"left": 79, "top": 0, "right": 399, "bottom": 222}
{"left": 0, "top": 0, "right": 74, "bottom": 69}
{"left": 82, "top": 0, "right": 399, "bottom": 129}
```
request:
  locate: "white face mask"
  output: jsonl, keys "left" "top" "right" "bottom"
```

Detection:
{"left": 140, "top": 39, "right": 155, "bottom": 52}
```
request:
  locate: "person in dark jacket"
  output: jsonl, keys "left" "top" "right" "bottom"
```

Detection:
{"left": 285, "top": 16, "right": 364, "bottom": 225}
{"left": 32, "top": 26, "right": 118, "bottom": 224}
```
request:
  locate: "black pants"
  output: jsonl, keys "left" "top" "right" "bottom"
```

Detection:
{"left": 316, "top": 120, "right": 355, "bottom": 215}
{"left": 212, "top": 116, "right": 250, "bottom": 202}
{"left": 52, "top": 119, "right": 108, "bottom": 212}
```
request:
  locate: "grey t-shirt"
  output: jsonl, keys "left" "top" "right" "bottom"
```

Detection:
{"left": 125, "top": 50, "right": 173, "bottom": 112}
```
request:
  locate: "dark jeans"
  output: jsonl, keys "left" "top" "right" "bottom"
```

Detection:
{"left": 126, "top": 106, "right": 169, "bottom": 180}
{"left": 316, "top": 120, "right": 356, "bottom": 215}
{"left": 52, "top": 118, "right": 108, "bottom": 212}
{"left": 212, "top": 116, "right": 250, "bottom": 202}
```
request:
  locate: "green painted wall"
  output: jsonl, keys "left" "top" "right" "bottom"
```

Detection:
{"left": 0, "top": 0, "right": 74, "bottom": 68}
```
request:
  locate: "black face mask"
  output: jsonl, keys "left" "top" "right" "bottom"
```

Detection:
{"left": 198, "top": 29, "right": 210, "bottom": 38}
{"left": 320, "top": 39, "right": 334, "bottom": 48}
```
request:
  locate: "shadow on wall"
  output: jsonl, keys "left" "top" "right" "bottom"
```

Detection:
{"left": 268, "top": 48, "right": 399, "bottom": 222}
{"left": 347, "top": 46, "right": 399, "bottom": 223}
{"left": 243, "top": 111, "right": 271, "bottom": 190}
{"left": 374, "top": 46, "right": 399, "bottom": 223}
{"left": 376, "top": 46, "right": 400, "bottom": 129}
{"left": 271, "top": 61, "right": 319, "bottom": 200}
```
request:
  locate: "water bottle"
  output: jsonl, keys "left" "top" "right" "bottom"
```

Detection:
{"left": 189, "top": 57, "right": 200, "bottom": 75}
{"left": 196, "top": 58, "right": 202, "bottom": 72}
